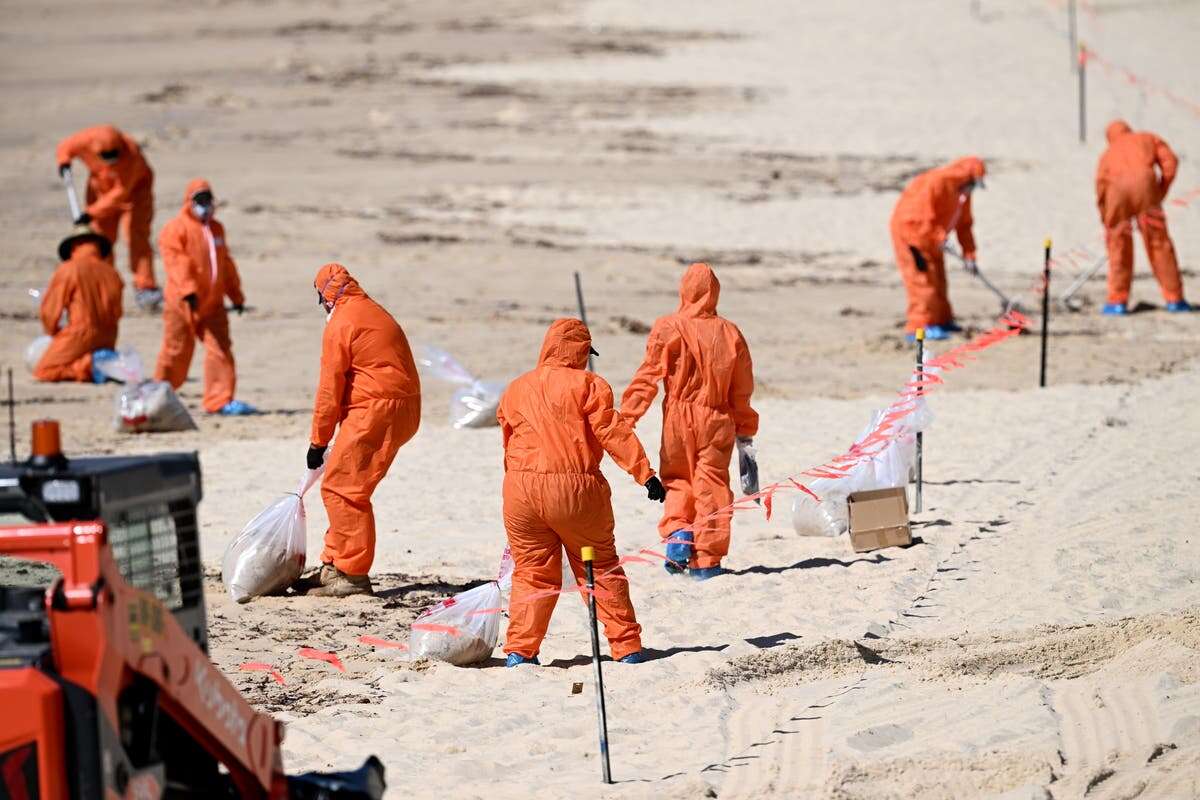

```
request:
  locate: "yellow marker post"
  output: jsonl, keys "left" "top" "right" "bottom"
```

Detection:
{"left": 581, "top": 546, "right": 611, "bottom": 783}
{"left": 914, "top": 328, "right": 925, "bottom": 513}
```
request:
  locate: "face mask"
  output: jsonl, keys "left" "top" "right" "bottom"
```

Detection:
{"left": 192, "top": 202, "right": 213, "bottom": 221}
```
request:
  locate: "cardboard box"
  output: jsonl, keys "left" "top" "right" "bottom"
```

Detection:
{"left": 848, "top": 487, "right": 912, "bottom": 553}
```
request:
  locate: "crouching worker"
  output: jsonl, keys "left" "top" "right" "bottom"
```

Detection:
{"left": 34, "top": 224, "right": 123, "bottom": 383}
{"left": 295, "top": 263, "right": 422, "bottom": 597}
{"left": 499, "top": 319, "right": 665, "bottom": 666}
{"left": 154, "top": 179, "right": 255, "bottom": 415}
{"left": 621, "top": 262, "right": 758, "bottom": 581}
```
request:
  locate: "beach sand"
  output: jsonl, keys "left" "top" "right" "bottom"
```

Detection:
{"left": 2, "top": 0, "right": 1198, "bottom": 796}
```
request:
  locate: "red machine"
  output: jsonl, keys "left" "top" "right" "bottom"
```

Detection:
{"left": 0, "top": 421, "right": 384, "bottom": 799}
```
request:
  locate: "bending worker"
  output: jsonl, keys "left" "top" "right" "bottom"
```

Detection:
{"left": 498, "top": 318, "right": 665, "bottom": 666}
{"left": 33, "top": 224, "right": 123, "bottom": 384}
{"left": 890, "top": 156, "right": 987, "bottom": 340}
{"left": 621, "top": 262, "right": 757, "bottom": 581}
{"left": 55, "top": 124, "right": 160, "bottom": 309}
{"left": 296, "top": 263, "right": 422, "bottom": 598}
{"left": 1096, "top": 120, "right": 1190, "bottom": 314}
{"left": 153, "top": 179, "right": 254, "bottom": 416}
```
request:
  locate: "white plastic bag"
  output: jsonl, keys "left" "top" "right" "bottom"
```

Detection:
{"left": 737, "top": 437, "right": 760, "bottom": 498}
{"left": 24, "top": 335, "right": 51, "bottom": 373}
{"left": 791, "top": 478, "right": 850, "bottom": 538}
{"left": 415, "top": 344, "right": 506, "bottom": 429}
{"left": 450, "top": 380, "right": 504, "bottom": 429}
{"left": 409, "top": 550, "right": 514, "bottom": 666}
{"left": 94, "top": 348, "right": 145, "bottom": 384}
{"left": 114, "top": 381, "right": 196, "bottom": 433}
{"left": 221, "top": 468, "right": 322, "bottom": 604}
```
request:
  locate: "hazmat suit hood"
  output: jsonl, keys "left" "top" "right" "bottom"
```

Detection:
{"left": 314, "top": 262, "right": 365, "bottom": 309}
{"left": 182, "top": 178, "right": 213, "bottom": 220}
{"left": 1106, "top": 120, "right": 1133, "bottom": 144}
{"left": 678, "top": 262, "right": 720, "bottom": 318}
{"left": 537, "top": 318, "right": 593, "bottom": 370}
{"left": 944, "top": 156, "right": 986, "bottom": 188}
{"left": 88, "top": 125, "right": 123, "bottom": 157}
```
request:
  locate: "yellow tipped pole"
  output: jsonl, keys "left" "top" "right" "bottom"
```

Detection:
{"left": 1078, "top": 43, "right": 1087, "bottom": 142}
{"left": 581, "top": 546, "right": 611, "bottom": 783}
{"left": 915, "top": 328, "right": 925, "bottom": 513}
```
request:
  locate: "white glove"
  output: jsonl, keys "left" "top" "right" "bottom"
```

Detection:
{"left": 963, "top": 258, "right": 979, "bottom": 275}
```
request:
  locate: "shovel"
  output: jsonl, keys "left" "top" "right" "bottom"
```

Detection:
{"left": 943, "top": 242, "right": 1027, "bottom": 315}
{"left": 1056, "top": 253, "right": 1107, "bottom": 311}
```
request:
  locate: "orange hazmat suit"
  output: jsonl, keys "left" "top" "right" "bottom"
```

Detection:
{"left": 1096, "top": 120, "right": 1184, "bottom": 305}
{"left": 55, "top": 125, "right": 157, "bottom": 292}
{"left": 311, "top": 263, "right": 421, "bottom": 577}
{"left": 621, "top": 263, "right": 758, "bottom": 569}
{"left": 499, "top": 319, "right": 653, "bottom": 661}
{"left": 890, "top": 157, "right": 987, "bottom": 333}
{"left": 153, "top": 179, "right": 245, "bottom": 413}
{"left": 34, "top": 238, "right": 123, "bottom": 383}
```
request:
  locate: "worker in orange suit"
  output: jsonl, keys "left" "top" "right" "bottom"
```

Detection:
{"left": 153, "top": 179, "right": 254, "bottom": 415}
{"left": 295, "top": 263, "right": 422, "bottom": 598}
{"left": 1096, "top": 120, "right": 1189, "bottom": 314}
{"left": 55, "top": 125, "right": 160, "bottom": 309}
{"left": 620, "top": 262, "right": 758, "bottom": 581}
{"left": 890, "top": 156, "right": 987, "bottom": 340}
{"left": 33, "top": 225, "right": 124, "bottom": 384}
{"left": 498, "top": 318, "right": 665, "bottom": 666}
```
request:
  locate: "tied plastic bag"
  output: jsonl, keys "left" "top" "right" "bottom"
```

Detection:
{"left": 115, "top": 381, "right": 196, "bottom": 433}
{"left": 409, "top": 549, "right": 514, "bottom": 666}
{"left": 791, "top": 478, "right": 850, "bottom": 538}
{"left": 24, "top": 336, "right": 51, "bottom": 373}
{"left": 737, "top": 437, "right": 760, "bottom": 500}
{"left": 222, "top": 468, "right": 322, "bottom": 604}
{"left": 414, "top": 344, "right": 506, "bottom": 429}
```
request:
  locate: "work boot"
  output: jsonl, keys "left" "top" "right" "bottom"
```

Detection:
{"left": 1102, "top": 302, "right": 1128, "bottom": 316}
{"left": 942, "top": 319, "right": 964, "bottom": 332}
{"left": 135, "top": 288, "right": 163, "bottom": 311}
{"left": 1166, "top": 300, "right": 1193, "bottom": 313}
{"left": 664, "top": 530, "right": 693, "bottom": 575}
{"left": 296, "top": 564, "right": 373, "bottom": 598}
{"left": 617, "top": 651, "right": 646, "bottom": 664}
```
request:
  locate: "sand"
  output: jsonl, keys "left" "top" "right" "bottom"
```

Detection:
{"left": 2, "top": 0, "right": 1199, "bottom": 797}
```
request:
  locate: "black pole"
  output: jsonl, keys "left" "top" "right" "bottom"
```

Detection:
{"left": 915, "top": 330, "right": 924, "bottom": 513}
{"left": 1041, "top": 240, "right": 1052, "bottom": 388}
{"left": 7, "top": 368, "right": 15, "bottom": 464}
{"left": 582, "top": 546, "right": 612, "bottom": 783}
{"left": 1068, "top": 0, "right": 1077, "bottom": 73}
{"left": 1078, "top": 44, "right": 1087, "bottom": 143}
{"left": 574, "top": 271, "right": 595, "bottom": 372}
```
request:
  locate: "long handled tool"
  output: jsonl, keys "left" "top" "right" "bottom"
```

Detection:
{"left": 943, "top": 242, "right": 1027, "bottom": 315}
{"left": 574, "top": 271, "right": 595, "bottom": 372}
{"left": 581, "top": 546, "right": 612, "bottom": 783}
{"left": 1057, "top": 253, "right": 1107, "bottom": 310}
{"left": 61, "top": 165, "right": 83, "bottom": 221}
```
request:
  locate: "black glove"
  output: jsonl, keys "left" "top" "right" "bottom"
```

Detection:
{"left": 232, "top": 304, "right": 245, "bottom": 315}
{"left": 74, "top": 212, "right": 91, "bottom": 225}
{"left": 58, "top": 163, "right": 70, "bottom": 178}
{"left": 645, "top": 476, "right": 666, "bottom": 503}
{"left": 908, "top": 245, "right": 928, "bottom": 272}
{"left": 183, "top": 293, "right": 198, "bottom": 311}
{"left": 306, "top": 444, "right": 327, "bottom": 470}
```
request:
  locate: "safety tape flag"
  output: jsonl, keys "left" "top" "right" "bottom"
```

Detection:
{"left": 239, "top": 662, "right": 285, "bottom": 684}
{"left": 297, "top": 647, "right": 347, "bottom": 672}
{"left": 358, "top": 635, "right": 408, "bottom": 650}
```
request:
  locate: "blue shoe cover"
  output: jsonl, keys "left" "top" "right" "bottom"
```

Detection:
{"left": 1166, "top": 300, "right": 1192, "bottom": 313}
{"left": 617, "top": 651, "right": 646, "bottom": 664}
{"left": 905, "top": 325, "right": 950, "bottom": 342}
{"left": 217, "top": 399, "right": 257, "bottom": 416}
{"left": 506, "top": 653, "right": 540, "bottom": 667}
{"left": 689, "top": 566, "right": 727, "bottom": 581}
{"left": 91, "top": 349, "right": 118, "bottom": 384}
{"left": 943, "top": 319, "right": 963, "bottom": 332}
{"left": 1102, "top": 302, "right": 1128, "bottom": 316}
{"left": 664, "top": 530, "right": 693, "bottom": 575}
